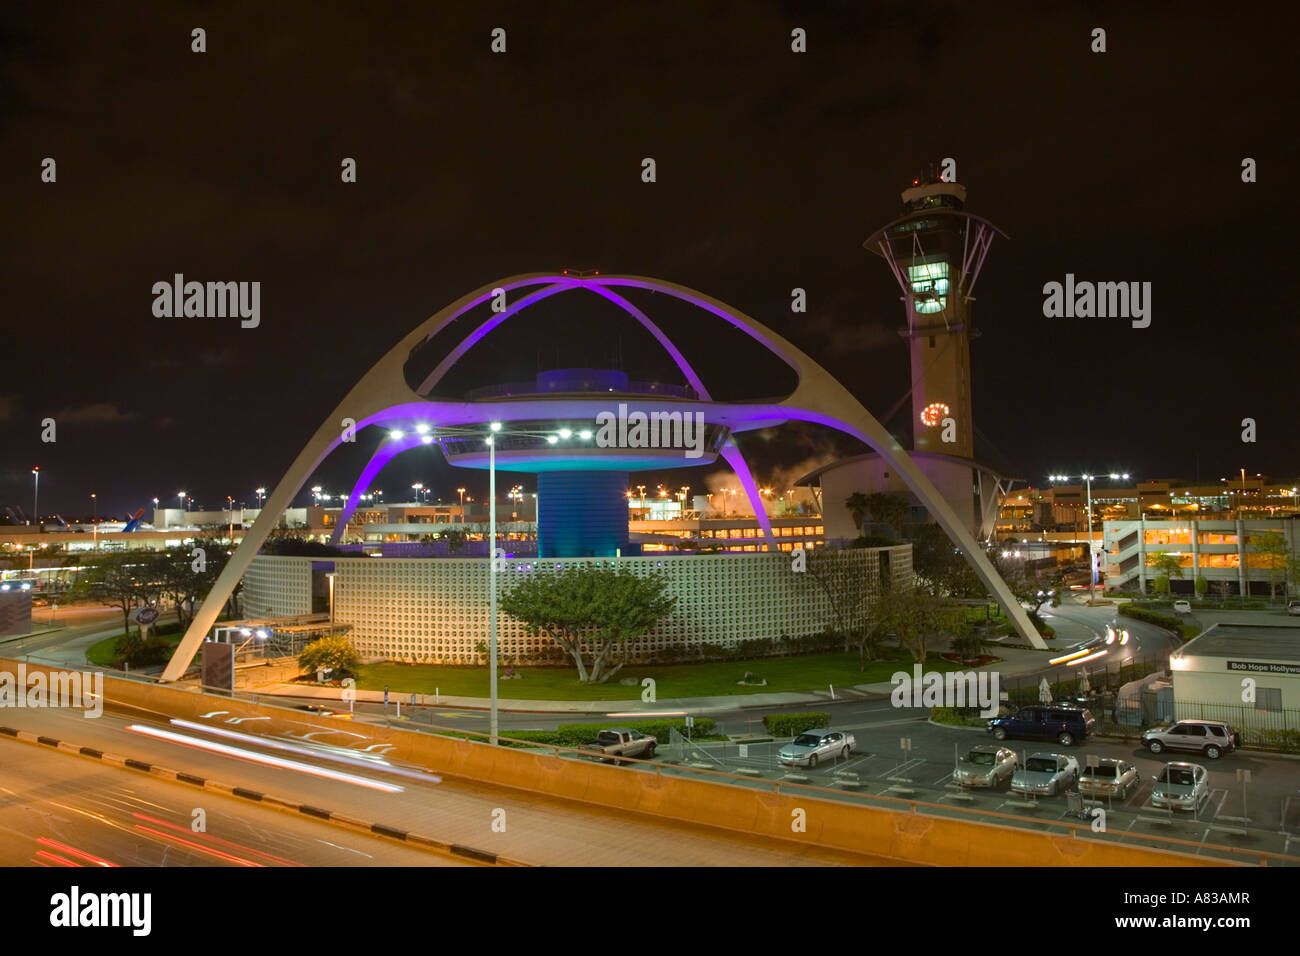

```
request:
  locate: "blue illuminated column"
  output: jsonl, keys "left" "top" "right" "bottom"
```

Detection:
{"left": 537, "top": 471, "right": 629, "bottom": 558}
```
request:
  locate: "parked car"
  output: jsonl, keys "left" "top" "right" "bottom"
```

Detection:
{"left": 953, "top": 745, "right": 1017, "bottom": 789}
{"left": 778, "top": 728, "right": 855, "bottom": 769}
{"left": 1150, "top": 762, "right": 1210, "bottom": 811}
{"left": 1142, "top": 720, "right": 1239, "bottom": 759}
{"left": 1172, "top": 600, "right": 1192, "bottom": 614}
{"left": 1078, "top": 758, "right": 1141, "bottom": 799}
{"left": 579, "top": 728, "right": 657, "bottom": 763}
{"left": 987, "top": 706, "right": 1095, "bottom": 746}
{"left": 1011, "top": 753, "right": 1080, "bottom": 796}
{"left": 1288, "top": 599, "right": 1300, "bottom": 616}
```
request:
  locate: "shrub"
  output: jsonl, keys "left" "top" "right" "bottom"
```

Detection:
{"left": 763, "top": 712, "right": 831, "bottom": 737}
{"left": 852, "top": 535, "right": 900, "bottom": 548}
{"left": 299, "top": 634, "right": 362, "bottom": 678}
{"left": 931, "top": 706, "right": 990, "bottom": 727}
{"left": 1118, "top": 604, "right": 1189, "bottom": 641}
{"left": 950, "top": 631, "right": 991, "bottom": 660}
{"left": 114, "top": 630, "right": 173, "bottom": 667}
{"left": 1256, "top": 729, "right": 1300, "bottom": 753}
{"left": 260, "top": 538, "right": 346, "bottom": 556}
{"left": 498, "top": 717, "right": 717, "bottom": 748}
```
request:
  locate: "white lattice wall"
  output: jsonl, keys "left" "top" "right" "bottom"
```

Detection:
{"left": 246, "top": 546, "right": 910, "bottom": 663}
{"left": 241, "top": 556, "right": 312, "bottom": 618}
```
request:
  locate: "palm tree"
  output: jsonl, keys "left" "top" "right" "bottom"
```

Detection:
{"left": 845, "top": 492, "right": 869, "bottom": 532}
{"left": 865, "top": 492, "right": 909, "bottom": 536}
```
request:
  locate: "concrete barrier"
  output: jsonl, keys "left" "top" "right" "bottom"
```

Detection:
{"left": 0, "top": 661, "right": 1239, "bottom": 866}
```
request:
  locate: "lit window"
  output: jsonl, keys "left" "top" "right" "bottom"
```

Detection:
{"left": 907, "top": 260, "right": 949, "bottom": 314}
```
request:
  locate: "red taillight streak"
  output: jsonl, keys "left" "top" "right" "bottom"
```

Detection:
{"left": 37, "top": 837, "right": 118, "bottom": 867}
{"left": 132, "top": 825, "right": 263, "bottom": 866}
{"left": 34, "top": 849, "right": 80, "bottom": 867}
{"left": 131, "top": 813, "right": 300, "bottom": 867}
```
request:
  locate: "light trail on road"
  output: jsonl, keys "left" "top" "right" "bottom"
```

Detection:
{"left": 127, "top": 724, "right": 405, "bottom": 793}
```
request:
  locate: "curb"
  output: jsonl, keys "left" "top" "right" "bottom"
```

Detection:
{"left": 0, "top": 724, "right": 532, "bottom": 867}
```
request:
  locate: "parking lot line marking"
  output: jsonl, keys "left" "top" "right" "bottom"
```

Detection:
{"left": 1208, "top": 788, "right": 1229, "bottom": 820}
{"left": 932, "top": 771, "right": 954, "bottom": 786}
{"left": 876, "top": 757, "right": 925, "bottom": 780}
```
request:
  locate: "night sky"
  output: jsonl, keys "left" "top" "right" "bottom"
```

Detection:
{"left": 3, "top": 1, "right": 1296, "bottom": 520}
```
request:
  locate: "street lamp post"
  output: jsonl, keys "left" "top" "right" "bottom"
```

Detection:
{"left": 1050, "top": 472, "right": 1129, "bottom": 603}
{"left": 256, "top": 487, "right": 266, "bottom": 510}
{"left": 31, "top": 467, "right": 39, "bottom": 525}
{"left": 487, "top": 422, "right": 500, "bottom": 745}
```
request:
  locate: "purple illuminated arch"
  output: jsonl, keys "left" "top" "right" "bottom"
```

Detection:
{"left": 371, "top": 276, "right": 779, "bottom": 549}
{"left": 161, "top": 272, "right": 1045, "bottom": 682}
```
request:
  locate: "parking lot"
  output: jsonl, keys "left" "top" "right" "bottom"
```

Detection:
{"left": 555, "top": 717, "right": 1300, "bottom": 865}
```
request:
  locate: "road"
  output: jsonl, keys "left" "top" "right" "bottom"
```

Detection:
{"left": 0, "top": 703, "right": 898, "bottom": 867}
{"left": 0, "top": 739, "right": 461, "bottom": 867}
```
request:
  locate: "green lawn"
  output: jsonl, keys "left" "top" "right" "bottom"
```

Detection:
{"left": 352, "top": 650, "right": 971, "bottom": 701}
{"left": 85, "top": 634, "right": 122, "bottom": 667}
{"left": 85, "top": 625, "right": 183, "bottom": 667}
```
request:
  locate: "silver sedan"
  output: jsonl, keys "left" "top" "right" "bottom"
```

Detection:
{"left": 1011, "top": 753, "right": 1080, "bottom": 797}
{"left": 778, "top": 729, "right": 855, "bottom": 769}
{"left": 1079, "top": 758, "right": 1141, "bottom": 799}
{"left": 953, "top": 745, "right": 1018, "bottom": 789}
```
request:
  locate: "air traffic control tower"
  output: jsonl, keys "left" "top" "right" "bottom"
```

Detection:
{"left": 863, "top": 174, "right": 1006, "bottom": 459}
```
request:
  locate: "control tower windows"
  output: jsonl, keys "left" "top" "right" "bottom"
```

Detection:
{"left": 908, "top": 260, "right": 949, "bottom": 314}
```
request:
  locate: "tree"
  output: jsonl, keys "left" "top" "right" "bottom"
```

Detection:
{"left": 873, "top": 586, "right": 967, "bottom": 664}
{"left": 1212, "top": 579, "right": 1232, "bottom": 604}
{"left": 844, "top": 622, "right": 888, "bottom": 663}
{"left": 844, "top": 492, "right": 869, "bottom": 532}
{"left": 865, "top": 492, "right": 909, "bottom": 536}
{"left": 1147, "top": 550, "right": 1185, "bottom": 589}
{"left": 70, "top": 552, "right": 167, "bottom": 636}
{"left": 806, "top": 549, "right": 875, "bottom": 649}
{"left": 1249, "top": 532, "right": 1287, "bottom": 600}
{"left": 985, "top": 552, "right": 1060, "bottom": 633}
{"left": 1195, "top": 574, "right": 1209, "bottom": 598}
{"left": 440, "top": 529, "right": 468, "bottom": 553}
{"left": 156, "top": 537, "right": 233, "bottom": 632}
{"left": 299, "top": 634, "right": 362, "bottom": 679}
{"left": 910, "top": 523, "right": 982, "bottom": 597}
{"left": 500, "top": 566, "right": 676, "bottom": 683}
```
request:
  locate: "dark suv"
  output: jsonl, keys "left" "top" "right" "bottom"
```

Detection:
{"left": 987, "top": 706, "right": 1095, "bottom": 746}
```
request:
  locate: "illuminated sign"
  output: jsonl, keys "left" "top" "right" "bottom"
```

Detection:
{"left": 920, "top": 402, "right": 950, "bottom": 427}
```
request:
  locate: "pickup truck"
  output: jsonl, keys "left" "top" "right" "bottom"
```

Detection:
{"left": 579, "top": 728, "right": 657, "bottom": 763}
